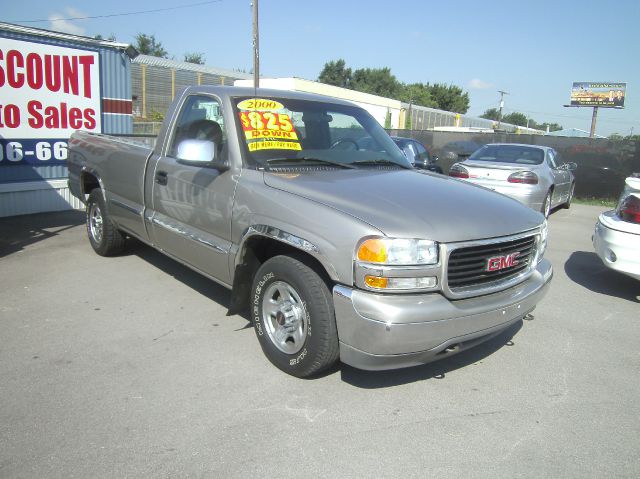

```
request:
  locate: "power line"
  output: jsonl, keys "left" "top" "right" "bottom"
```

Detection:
{"left": 10, "top": 0, "right": 222, "bottom": 23}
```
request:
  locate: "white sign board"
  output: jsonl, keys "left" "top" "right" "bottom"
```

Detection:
{"left": 0, "top": 37, "right": 101, "bottom": 164}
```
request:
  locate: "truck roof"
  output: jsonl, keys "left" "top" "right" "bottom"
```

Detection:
{"left": 181, "top": 85, "right": 360, "bottom": 108}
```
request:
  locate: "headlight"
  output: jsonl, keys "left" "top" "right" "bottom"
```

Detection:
{"left": 355, "top": 237, "right": 440, "bottom": 292}
{"left": 539, "top": 220, "right": 548, "bottom": 259}
{"left": 357, "top": 238, "right": 438, "bottom": 265}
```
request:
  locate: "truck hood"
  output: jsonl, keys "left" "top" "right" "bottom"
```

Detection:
{"left": 263, "top": 169, "right": 543, "bottom": 242}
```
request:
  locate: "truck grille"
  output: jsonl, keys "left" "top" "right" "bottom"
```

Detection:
{"left": 447, "top": 235, "right": 536, "bottom": 291}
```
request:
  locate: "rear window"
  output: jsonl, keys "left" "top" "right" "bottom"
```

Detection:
{"left": 469, "top": 145, "right": 544, "bottom": 165}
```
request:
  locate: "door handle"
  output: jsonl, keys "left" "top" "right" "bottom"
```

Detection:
{"left": 155, "top": 171, "right": 168, "bottom": 186}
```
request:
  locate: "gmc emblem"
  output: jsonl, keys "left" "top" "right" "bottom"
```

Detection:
{"left": 486, "top": 252, "right": 520, "bottom": 272}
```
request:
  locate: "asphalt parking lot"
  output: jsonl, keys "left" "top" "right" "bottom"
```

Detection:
{"left": 1, "top": 203, "right": 639, "bottom": 478}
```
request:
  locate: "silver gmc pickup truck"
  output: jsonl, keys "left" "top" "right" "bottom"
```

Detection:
{"left": 68, "top": 86, "right": 552, "bottom": 377}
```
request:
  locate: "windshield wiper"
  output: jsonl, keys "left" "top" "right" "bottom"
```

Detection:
{"left": 265, "top": 157, "right": 356, "bottom": 169}
{"left": 351, "top": 159, "right": 409, "bottom": 168}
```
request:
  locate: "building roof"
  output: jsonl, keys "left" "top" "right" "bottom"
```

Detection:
{"left": 0, "top": 22, "right": 136, "bottom": 56}
{"left": 546, "top": 128, "right": 606, "bottom": 138}
{"left": 133, "top": 54, "right": 252, "bottom": 80}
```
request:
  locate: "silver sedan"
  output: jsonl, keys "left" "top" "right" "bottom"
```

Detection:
{"left": 449, "top": 143, "right": 576, "bottom": 217}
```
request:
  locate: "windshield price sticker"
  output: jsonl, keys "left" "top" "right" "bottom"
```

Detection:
{"left": 249, "top": 140, "right": 301, "bottom": 152}
{"left": 238, "top": 111, "right": 298, "bottom": 140}
{"left": 237, "top": 98, "right": 302, "bottom": 151}
{"left": 237, "top": 98, "right": 284, "bottom": 111}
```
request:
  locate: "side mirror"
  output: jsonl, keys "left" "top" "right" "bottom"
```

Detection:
{"left": 176, "top": 139, "right": 228, "bottom": 171}
{"left": 402, "top": 145, "right": 416, "bottom": 163}
{"left": 565, "top": 162, "right": 578, "bottom": 171}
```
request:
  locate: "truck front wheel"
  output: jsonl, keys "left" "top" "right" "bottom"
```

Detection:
{"left": 251, "top": 255, "right": 339, "bottom": 377}
{"left": 86, "top": 189, "right": 126, "bottom": 256}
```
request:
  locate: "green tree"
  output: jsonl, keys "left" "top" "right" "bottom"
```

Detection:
{"left": 428, "top": 83, "right": 469, "bottom": 113}
{"left": 184, "top": 52, "right": 205, "bottom": 64}
{"left": 480, "top": 108, "right": 500, "bottom": 121}
{"left": 502, "top": 112, "right": 528, "bottom": 126}
{"left": 536, "top": 122, "right": 563, "bottom": 132}
{"left": 399, "top": 83, "right": 437, "bottom": 108}
{"left": 134, "top": 33, "right": 168, "bottom": 58}
{"left": 350, "top": 67, "right": 401, "bottom": 98}
{"left": 94, "top": 33, "right": 116, "bottom": 41}
{"left": 384, "top": 109, "right": 392, "bottom": 129}
{"left": 318, "top": 59, "right": 352, "bottom": 88}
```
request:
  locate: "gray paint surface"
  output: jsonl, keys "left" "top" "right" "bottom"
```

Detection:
{"left": 0, "top": 205, "right": 638, "bottom": 478}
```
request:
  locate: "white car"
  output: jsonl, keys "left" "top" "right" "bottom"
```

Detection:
{"left": 593, "top": 174, "right": 640, "bottom": 280}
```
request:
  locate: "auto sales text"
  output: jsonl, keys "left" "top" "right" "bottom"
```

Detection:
{"left": 0, "top": 49, "right": 97, "bottom": 130}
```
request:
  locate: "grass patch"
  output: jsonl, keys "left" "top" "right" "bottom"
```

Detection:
{"left": 574, "top": 197, "right": 617, "bottom": 208}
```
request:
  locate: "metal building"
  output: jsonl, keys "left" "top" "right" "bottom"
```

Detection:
{"left": 0, "top": 22, "right": 136, "bottom": 217}
{"left": 131, "top": 55, "right": 252, "bottom": 133}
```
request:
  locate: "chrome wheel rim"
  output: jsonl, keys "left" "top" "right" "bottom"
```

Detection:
{"left": 261, "top": 281, "right": 307, "bottom": 354}
{"left": 89, "top": 203, "right": 104, "bottom": 244}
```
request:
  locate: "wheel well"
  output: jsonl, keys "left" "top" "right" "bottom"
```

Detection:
{"left": 228, "top": 235, "right": 333, "bottom": 315}
{"left": 81, "top": 172, "right": 100, "bottom": 197}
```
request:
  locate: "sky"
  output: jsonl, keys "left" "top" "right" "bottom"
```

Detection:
{"left": 4, "top": 0, "right": 639, "bottom": 136}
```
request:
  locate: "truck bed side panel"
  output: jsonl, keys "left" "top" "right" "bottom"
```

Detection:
{"left": 69, "top": 131, "right": 153, "bottom": 242}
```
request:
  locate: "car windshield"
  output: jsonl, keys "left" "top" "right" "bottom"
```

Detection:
{"left": 468, "top": 145, "right": 544, "bottom": 165}
{"left": 232, "top": 96, "right": 410, "bottom": 169}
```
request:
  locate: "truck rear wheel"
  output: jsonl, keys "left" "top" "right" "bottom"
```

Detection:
{"left": 86, "top": 189, "right": 126, "bottom": 256}
{"left": 251, "top": 255, "right": 339, "bottom": 377}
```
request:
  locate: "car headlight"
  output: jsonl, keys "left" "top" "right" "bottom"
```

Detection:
{"left": 538, "top": 220, "right": 548, "bottom": 259}
{"left": 357, "top": 238, "right": 438, "bottom": 265}
{"left": 355, "top": 237, "right": 440, "bottom": 292}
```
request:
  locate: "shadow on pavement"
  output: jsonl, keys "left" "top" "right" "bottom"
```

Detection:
{"left": 340, "top": 320, "right": 523, "bottom": 388}
{"left": 130, "top": 242, "right": 247, "bottom": 318}
{"left": 564, "top": 251, "right": 639, "bottom": 303}
{"left": 0, "top": 210, "right": 85, "bottom": 258}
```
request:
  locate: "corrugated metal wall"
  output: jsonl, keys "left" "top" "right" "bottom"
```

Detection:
{"left": 0, "top": 180, "right": 83, "bottom": 216}
{"left": 402, "top": 103, "right": 539, "bottom": 134}
{"left": 131, "top": 55, "right": 251, "bottom": 120}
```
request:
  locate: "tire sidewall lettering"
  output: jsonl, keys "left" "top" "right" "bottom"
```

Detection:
{"left": 253, "top": 271, "right": 274, "bottom": 336}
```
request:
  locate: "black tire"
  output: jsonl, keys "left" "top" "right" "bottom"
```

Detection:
{"left": 541, "top": 190, "right": 552, "bottom": 218}
{"left": 251, "top": 255, "right": 339, "bottom": 378}
{"left": 86, "top": 189, "right": 126, "bottom": 256}
{"left": 563, "top": 183, "right": 575, "bottom": 209}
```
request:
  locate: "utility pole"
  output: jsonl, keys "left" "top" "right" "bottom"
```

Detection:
{"left": 497, "top": 90, "right": 509, "bottom": 130}
{"left": 589, "top": 106, "right": 598, "bottom": 138}
{"left": 252, "top": 0, "right": 259, "bottom": 89}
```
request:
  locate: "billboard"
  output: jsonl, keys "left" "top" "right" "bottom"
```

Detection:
{"left": 0, "top": 37, "right": 101, "bottom": 165}
{"left": 570, "top": 82, "right": 626, "bottom": 108}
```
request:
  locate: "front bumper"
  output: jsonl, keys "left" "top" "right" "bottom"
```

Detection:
{"left": 333, "top": 259, "right": 553, "bottom": 371}
{"left": 593, "top": 212, "right": 640, "bottom": 281}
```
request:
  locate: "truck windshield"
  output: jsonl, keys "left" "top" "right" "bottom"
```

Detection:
{"left": 232, "top": 96, "right": 410, "bottom": 169}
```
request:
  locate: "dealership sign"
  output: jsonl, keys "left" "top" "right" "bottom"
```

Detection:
{"left": 570, "top": 82, "right": 626, "bottom": 108}
{"left": 0, "top": 37, "right": 101, "bottom": 164}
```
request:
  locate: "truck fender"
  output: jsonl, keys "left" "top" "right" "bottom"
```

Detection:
{"left": 228, "top": 224, "right": 339, "bottom": 315}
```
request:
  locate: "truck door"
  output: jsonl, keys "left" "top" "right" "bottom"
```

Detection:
{"left": 148, "top": 94, "right": 236, "bottom": 286}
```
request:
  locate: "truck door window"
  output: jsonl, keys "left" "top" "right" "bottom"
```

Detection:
{"left": 169, "top": 95, "right": 226, "bottom": 161}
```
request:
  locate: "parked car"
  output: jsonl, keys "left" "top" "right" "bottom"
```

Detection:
{"left": 593, "top": 174, "right": 640, "bottom": 280}
{"left": 391, "top": 137, "right": 443, "bottom": 173}
{"left": 449, "top": 143, "right": 576, "bottom": 217}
